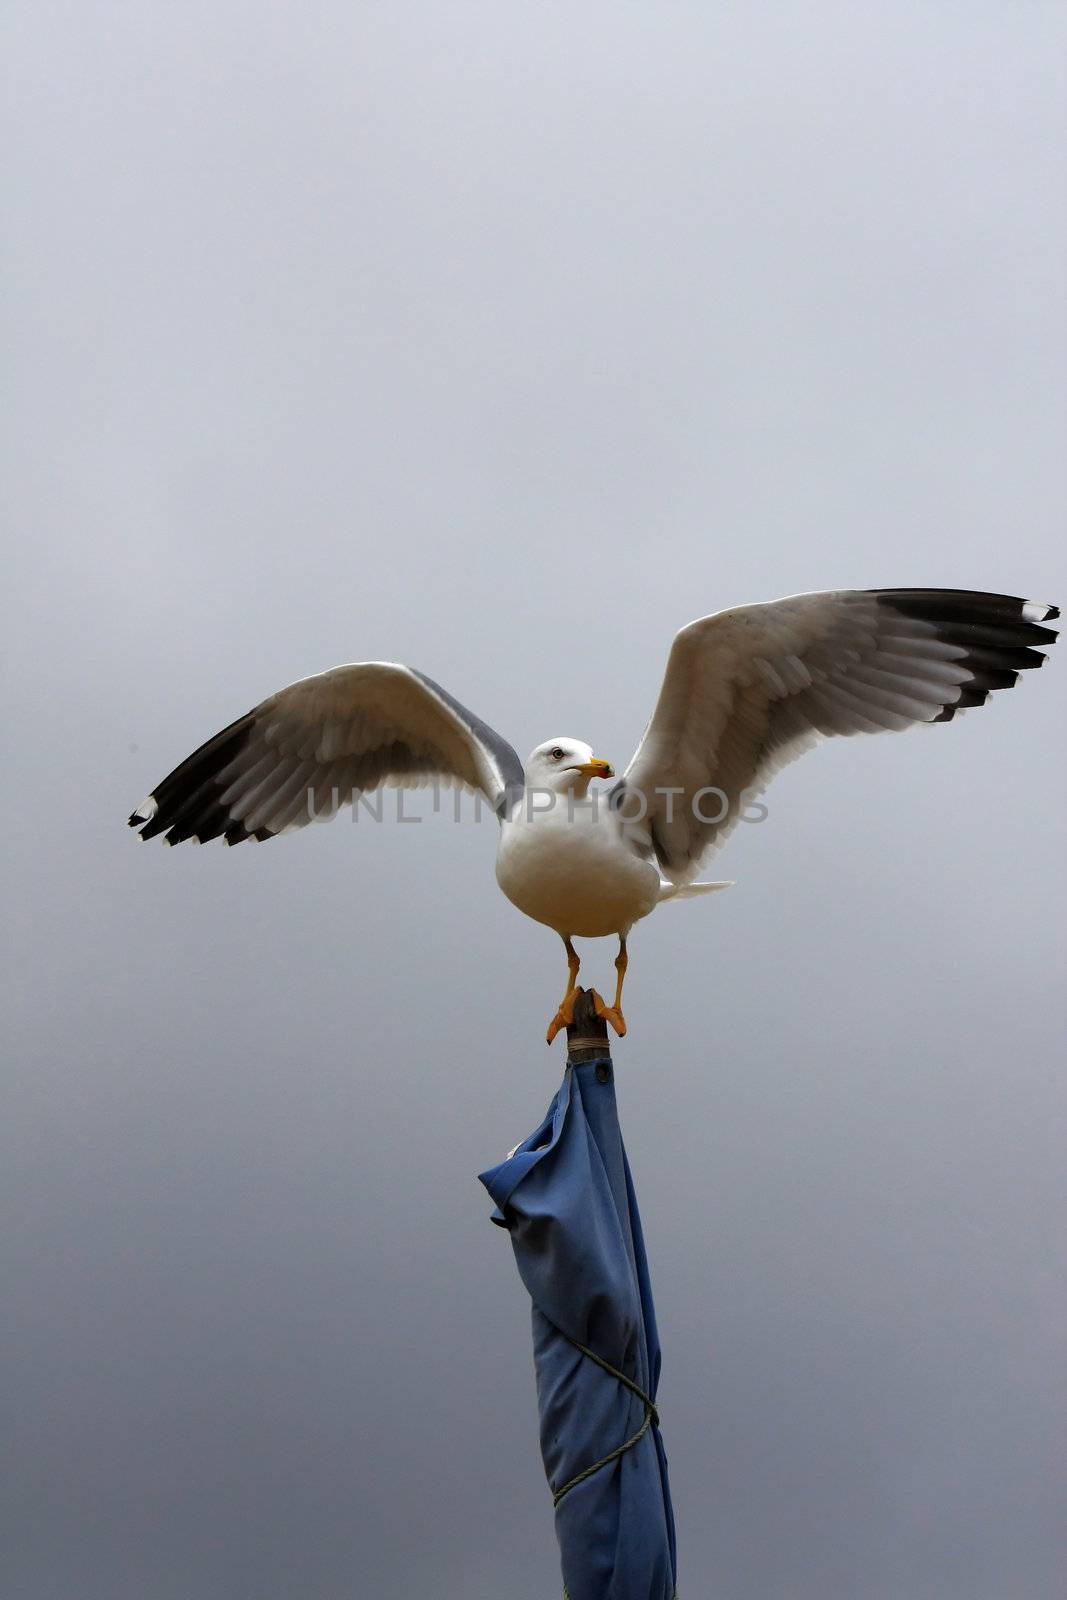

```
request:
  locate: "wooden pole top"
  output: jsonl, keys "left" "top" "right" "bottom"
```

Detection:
{"left": 565, "top": 988, "right": 611, "bottom": 1067}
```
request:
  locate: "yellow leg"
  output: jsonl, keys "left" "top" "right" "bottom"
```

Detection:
{"left": 546, "top": 937, "right": 581, "bottom": 1044}
{"left": 592, "top": 937, "right": 628, "bottom": 1037}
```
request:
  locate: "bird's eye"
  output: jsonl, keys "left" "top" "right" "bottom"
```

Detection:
{"left": 550, "top": 747, "right": 565, "bottom": 761}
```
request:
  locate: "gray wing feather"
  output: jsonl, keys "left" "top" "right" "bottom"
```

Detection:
{"left": 129, "top": 662, "right": 523, "bottom": 845}
{"left": 622, "top": 588, "right": 1057, "bottom": 882}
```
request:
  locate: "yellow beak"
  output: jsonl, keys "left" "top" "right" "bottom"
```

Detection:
{"left": 574, "top": 757, "right": 615, "bottom": 779}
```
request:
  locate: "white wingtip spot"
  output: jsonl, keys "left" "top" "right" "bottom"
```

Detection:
{"left": 1023, "top": 600, "right": 1056, "bottom": 622}
{"left": 132, "top": 796, "right": 158, "bottom": 822}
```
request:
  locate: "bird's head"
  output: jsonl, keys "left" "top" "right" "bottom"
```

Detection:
{"left": 524, "top": 739, "right": 615, "bottom": 795}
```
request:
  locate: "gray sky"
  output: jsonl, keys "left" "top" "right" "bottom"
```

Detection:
{"left": 3, "top": 4, "right": 1065, "bottom": 1597}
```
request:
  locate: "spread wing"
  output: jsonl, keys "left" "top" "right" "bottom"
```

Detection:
{"left": 128, "top": 663, "right": 524, "bottom": 845}
{"left": 617, "top": 588, "right": 1058, "bottom": 883}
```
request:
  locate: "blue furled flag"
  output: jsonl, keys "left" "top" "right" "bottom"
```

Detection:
{"left": 480, "top": 1056, "right": 677, "bottom": 1600}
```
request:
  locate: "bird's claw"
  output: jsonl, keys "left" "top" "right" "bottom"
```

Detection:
{"left": 591, "top": 990, "right": 627, "bottom": 1037}
{"left": 546, "top": 990, "right": 580, "bottom": 1045}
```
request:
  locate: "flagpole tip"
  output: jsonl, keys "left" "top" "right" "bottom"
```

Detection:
{"left": 565, "top": 988, "right": 612, "bottom": 1066}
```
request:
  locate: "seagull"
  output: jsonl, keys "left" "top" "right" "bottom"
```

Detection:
{"left": 130, "top": 588, "right": 1057, "bottom": 1041}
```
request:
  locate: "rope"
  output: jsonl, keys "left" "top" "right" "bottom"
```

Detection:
{"left": 550, "top": 1331, "right": 660, "bottom": 1509}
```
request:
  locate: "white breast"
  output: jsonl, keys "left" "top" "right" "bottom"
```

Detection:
{"left": 495, "top": 796, "right": 661, "bottom": 939}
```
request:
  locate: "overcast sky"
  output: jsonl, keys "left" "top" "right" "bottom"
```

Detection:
{"left": 3, "top": 5, "right": 1065, "bottom": 1598}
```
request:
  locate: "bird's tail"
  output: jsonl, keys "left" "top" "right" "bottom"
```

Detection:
{"left": 657, "top": 878, "right": 734, "bottom": 903}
